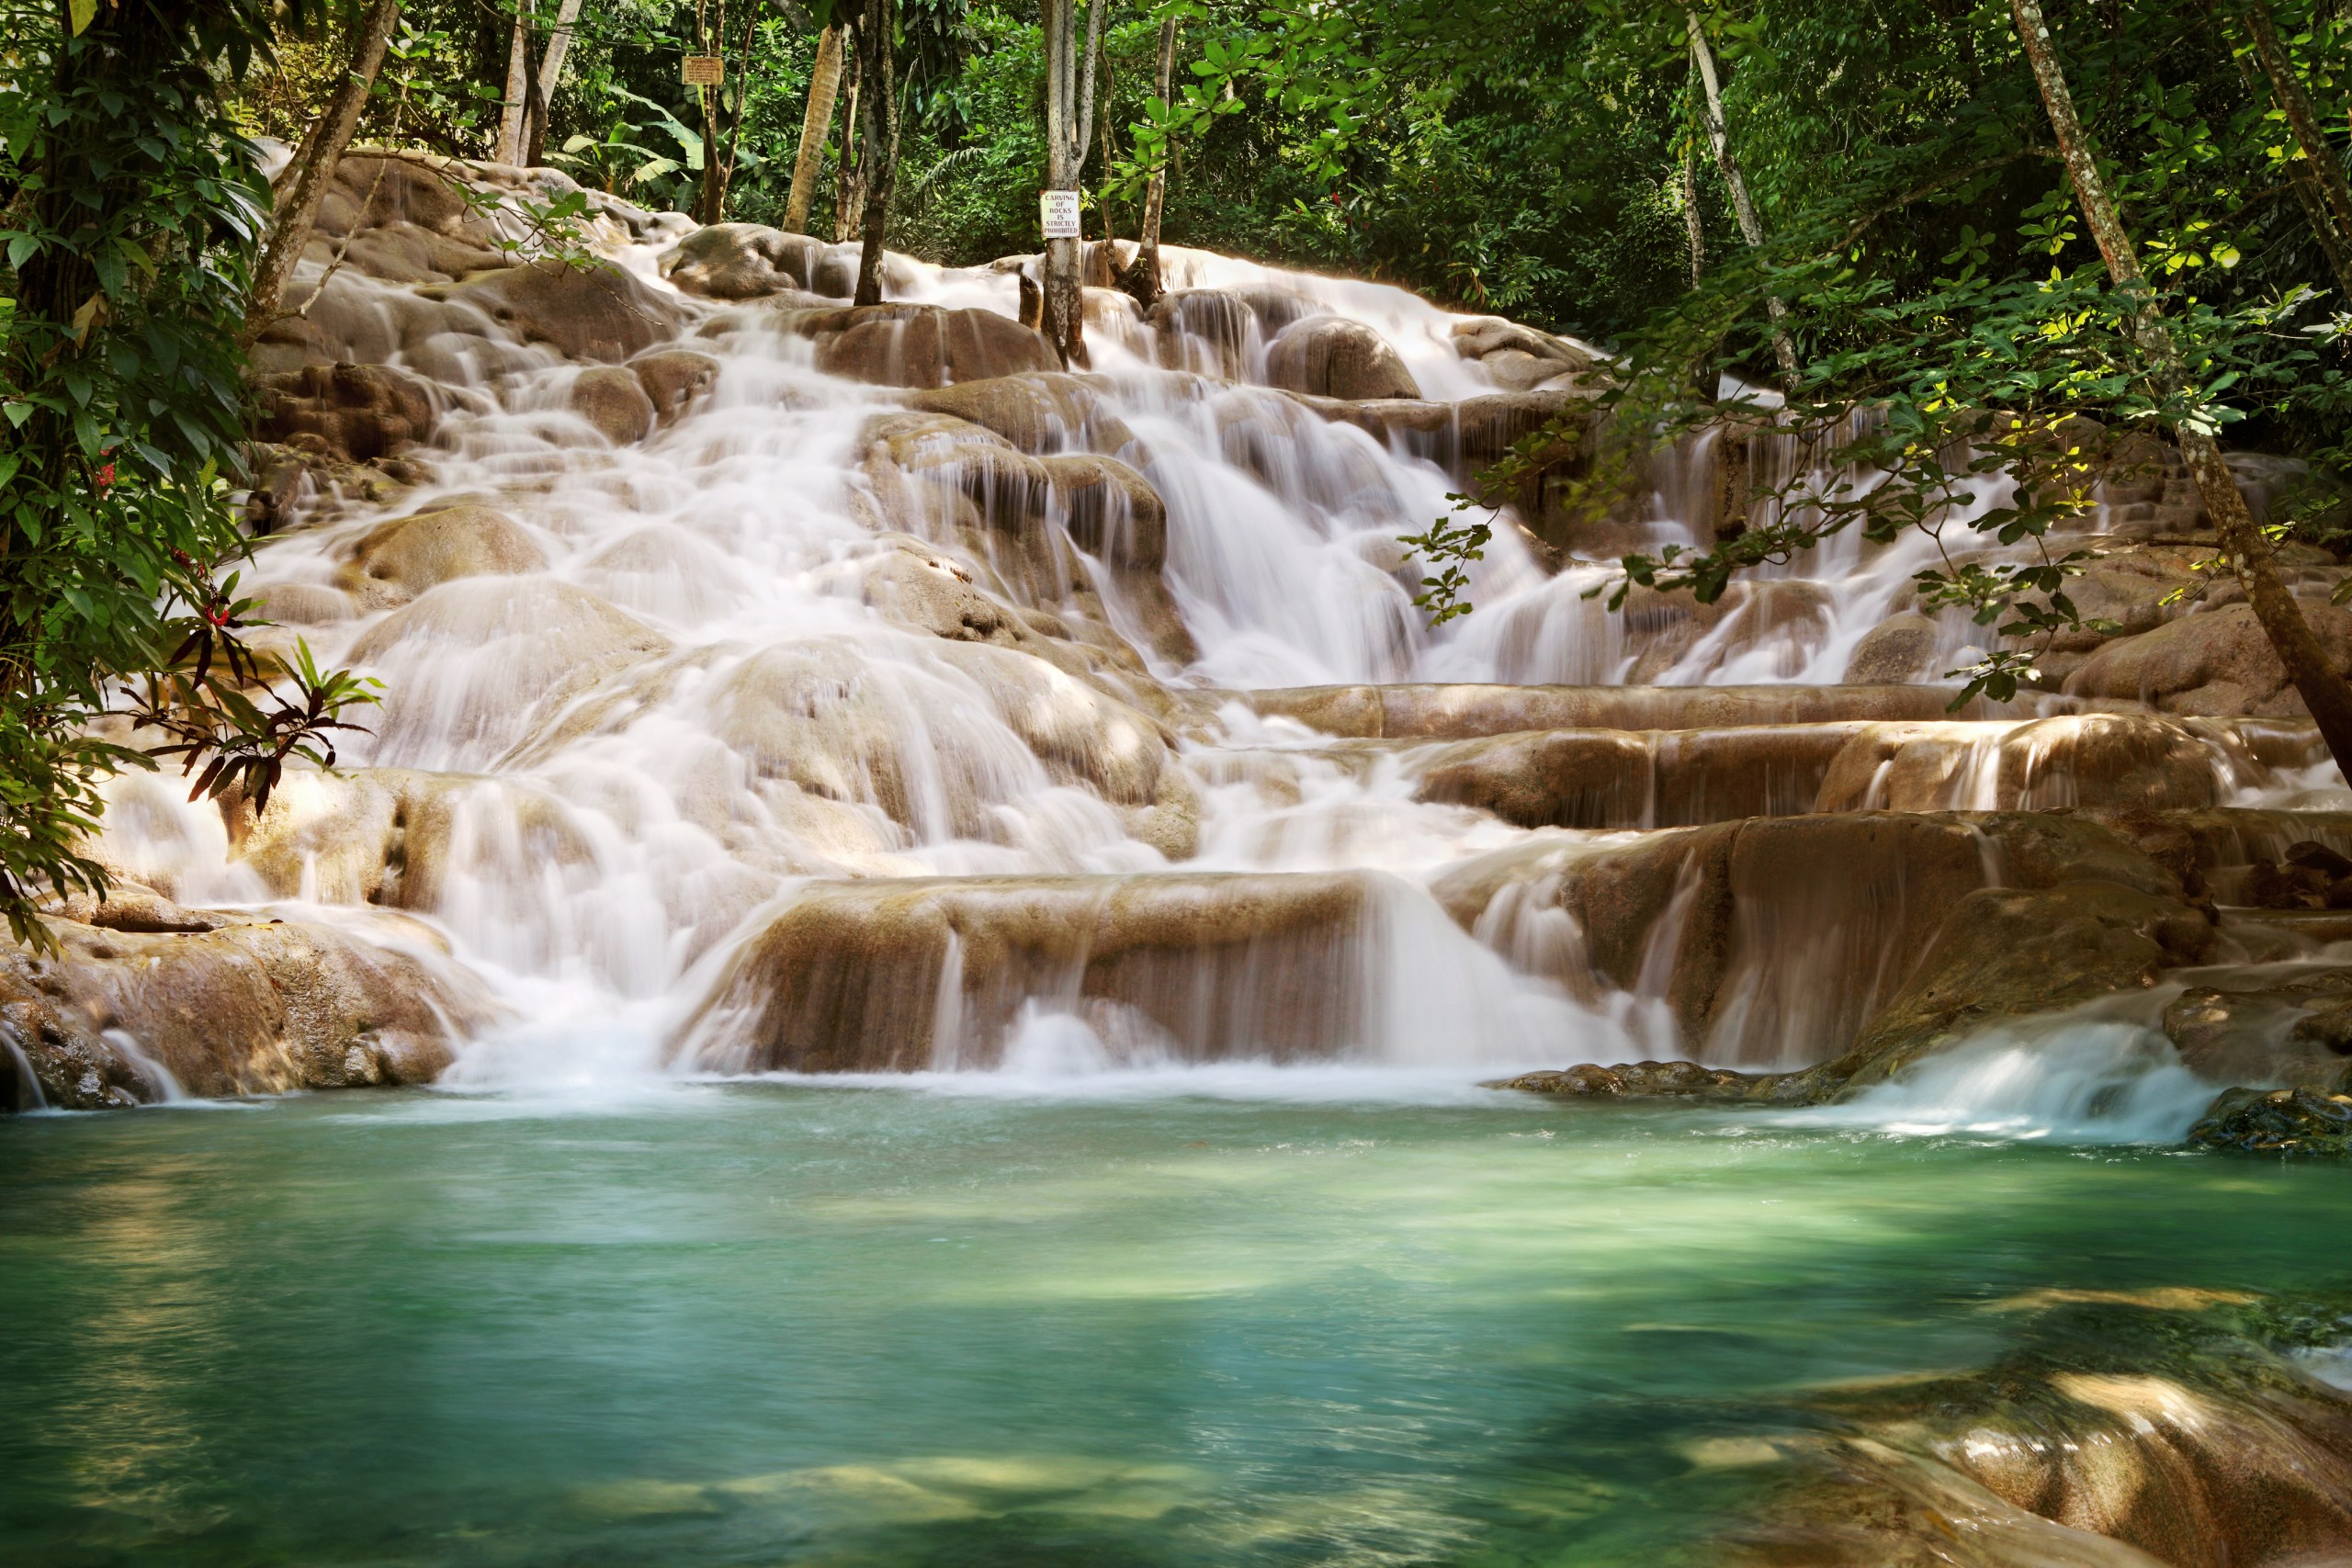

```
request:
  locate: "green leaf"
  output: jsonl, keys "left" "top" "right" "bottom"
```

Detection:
{"left": 69, "top": 0, "right": 96, "bottom": 35}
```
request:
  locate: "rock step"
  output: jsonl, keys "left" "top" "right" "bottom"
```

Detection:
{"left": 1205, "top": 713, "right": 2324, "bottom": 829}
{"left": 1242, "top": 683, "right": 2017, "bottom": 739}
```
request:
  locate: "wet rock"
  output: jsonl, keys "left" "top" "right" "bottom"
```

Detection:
{"left": 1248, "top": 682, "right": 1971, "bottom": 739}
{"left": 0, "top": 909, "right": 500, "bottom": 1109}
{"left": 1487, "top": 1060, "right": 1784, "bottom": 1100}
{"left": 904, "top": 372, "right": 1139, "bottom": 457}
{"left": 303, "top": 152, "right": 511, "bottom": 285}
{"left": 1412, "top": 723, "right": 1861, "bottom": 829}
{"left": 860, "top": 540, "right": 1026, "bottom": 646}
{"left": 1037, "top": 453, "right": 1166, "bottom": 571}
{"left": 1841, "top": 611, "right": 1942, "bottom": 684}
{"left": 2067, "top": 600, "right": 2352, "bottom": 718}
{"left": 1814, "top": 715, "right": 2236, "bottom": 815}
{"left": 684, "top": 871, "right": 1376, "bottom": 1073}
{"left": 254, "top": 362, "right": 442, "bottom": 463}
{"left": 569, "top": 366, "right": 657, "bottom": 444}
{"left": 1261, "top": 316, "right": 1420, "bottom": 401}
{"left": 1450, "top": 315, "right": 1600, "bottom": 394}
{"left": 658, "top": 221, "right": 828, "bottom": 299}
{"left": 2159, "top": 968, "right": 2352, "bottom": 1087}
{"left": 339, "top": 503, "right": 547, "bottom": 607}
{"left": 422, "top": 260, "right": 687, "bottom": 363}
{"left": 628, "top": 348, "right": 720, "bottom": 425}
{"left": 2188, "top": 1083, "right": 2352, "bottom": 1156}
{"left": 775, "top": 303, "right": 1058, "bottom": 388}
{"left": 808, "top": 242, "right": 924, "bottom": 299}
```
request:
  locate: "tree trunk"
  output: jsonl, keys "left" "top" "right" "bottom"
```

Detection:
{"left": 1118, "top": 15, "right": 1178, "bottom": 307}
{"left": 1687, "top": 11, "right": 1796, "bottom": 382}
{"left": 2241, "top": 0, "right": 2352, "bottom": 294}
{"left": 495, "top": 0, "right": 534, "bottom": 165}
{"left": 1681, "top": 127, "right": 1705, "bottom": 288}
{"left": 2011, "top": 0, "right": 2352, "bottom": 776}
{"left": 853, "top": 0, "right": 899, "bottom": 306}
{"left": 1041, "top": 0, "right": 1105, "bottom": 367}
{"left": 2200, "top": 0, "right": 2352, "bottom": 298}
{"left": 834, "top": 42, "right": 865, "bottom": 244}
{"left": 523, "top": 0, "right": 585, "bottom": 168}
{"left": 243, "top": 0, "right": 401, "bottom": 347}
{"left": 785, "top": 24, "right": 845, "bottom": 233}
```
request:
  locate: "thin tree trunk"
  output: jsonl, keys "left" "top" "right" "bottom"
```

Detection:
{"left": 2241, "top": 0, "right": 2352, "bottom": 292}
{"left": 243, "top": 0, "right": 401, "bottom": 347}
{"left": 524, "top": 0, "right": 585, "bottom": 167}
{"left": 2201, "top": 0, "right": 2352, "bottom": 297}
{"left": 496, "top": 0, "right": 534, "bottom": 164}
{"left": 785, "top": 24, "right": 845, "bottom": 233}
{"left": 1681, "top": 130, "right": 1705, "bottom": 288}
{"left": 2011, "top": 0, "right": 2352, "bottom": 775}
{"left": 1688, "top": 11, "right": 1796, "bottom": 382}
{"left": 1041, "top": 0, "right": 1105, "bottom": 367}
{"left": 1098, "top": 51, "right": 1117, "bottom": 256}
{"left": 854, "top": 0, "right": 899, "bottom": 306}
{"left": 834, "top": 42, "right": 865, "bottom": 243}
{"left": 708, "top": 1, "right": 768, "bottom": 224}
{"left": 1119, "top": 15, "right": 1178, "bottom": 307}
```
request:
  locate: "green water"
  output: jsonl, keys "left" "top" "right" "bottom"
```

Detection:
{"left": 3, "top": 1079, "right": 2346, "bottom": 1566}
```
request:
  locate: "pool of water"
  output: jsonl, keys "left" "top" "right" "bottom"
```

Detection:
{"left": 3, "top": 1076, "right": 2346, "bottom": 1566}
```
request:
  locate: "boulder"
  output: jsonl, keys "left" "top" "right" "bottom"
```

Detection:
{"left": 338, "top": 503, "right": 546, "bottom": 607}
{"left": 1841, "top": 611, "right": 1942, "bottom": 684}
{"left": 859, "top": 539, "right": 1026, "bottom": 646}
{"left": 904, "top": 372, "right": 1139, "bottom": 457}
{"left": 808, "top": 243, "right": 924, "bottom": 299}
{"left": 253, "top": 362, "right": 442, "bottom": 463}
{"left": 682, "top": 871, "right": 1376, "bottom": 1073}
{"left": 569, "top": 365, "right": 657, "bottom": 444}
{"left": 1261, "top": 316, "right": 1421, "bottom": 400}
{"left": 422, "top": 260, "right": 687, "bottom": 363}
{"left": 775, "top": 303, "right": 1058, "bottom": 388}
{"left": 2188, "top": 1083, "right": 2352, "bottom": 1156}
{"left": 628, "top": 348, "right": 720, "bottom": 425}
{"left": 1037, "top": 453, "right": 1166, "bottom": 572}
{"left": 1814, "top": 715, "right": 2239, "bottom": 814}
{"left": 1487, "top": 1060, "right": 1773, "bottom": 1100}
{"left": 1412, "top": 724, "right": 1863, "bottom": 829}
{"left": 2066, "top": 601, "right": 2352, "bottom": 717}
{"left": 0, "top": 908, "right": 499, "bottom": 1109}
{"left": 658, "top": 222, "right": 828, "bottom": 299}
{"left": 2162, "top": 968, "right": 2352, "bottom": 1088}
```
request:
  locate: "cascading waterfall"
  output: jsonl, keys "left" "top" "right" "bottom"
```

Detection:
{"left": 66, "top": 181, "right": 2347, "bottom": 1130}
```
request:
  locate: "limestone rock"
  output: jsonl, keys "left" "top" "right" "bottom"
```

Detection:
{"left": 628, "top": 348, "right": 720, "bottom": 425}
{"left": 1261, "top": 316, "right": 1421, "bottom": 401}
{"left": 775, "top": 303, "right": 1058, "bottom": 388}
{"left": 1248, "top": 682, "right": 1968, "bottom": 739}
{"left": 422, "top": 260, "right": 687, "bottom": 363}
{"left": 1814, "top": 715, "right": 2235, "bottom": 815}
{"left": 1842, "top": 612, "right": 1942, "bottom": 684}
{"left": 2162, "top": 969, "right": 2352, "bottom": 1088}
{"left": 860, "top": 541, "right": 1025, "bottom": 646}
{"left": 1413, "top": 724, "right": 1860, "bottom": 829}
{"left": 339, "top": 504, "right": 546, "bottom": 607}
{"left": 570, "top": 365, "right": 657, "bottom": 445}
{"left": 2066, "top": 601, "right": 2352, "bottom": 717}
{"left": 658, "top": 222, "right": 828, "bottom": 299}
{"left": 254, "top": 362, "right": 443, "bottom": 463}
{"left": 0, "top": 910, "right": 499, "bottom": 1109}
{"left": 904, "top": 372, "right": 1139, "bottom": 457}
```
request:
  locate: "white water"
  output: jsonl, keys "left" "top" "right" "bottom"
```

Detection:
{"left": 74, "top": 198, "right": 2329, "bottom": 1134}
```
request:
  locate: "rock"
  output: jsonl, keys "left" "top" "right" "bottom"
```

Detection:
{"left": 1814, "top": 715, "right": 2234, "bottom": 814}
{"left": 1412, "top": 724, "right": 1861, "bottom": 829}
{"left": 570, "top": 365, "right": 657, "bottom": 444}
{"left": 0, "top": 910, "right": 500, "bottom": 1109}
{"left": 1842, "top": 611, "right": 1943, "bottom": 683}
{"left": 423, "top": 260, "right": 687, "bottom": 363}
{"left": 254, "top": 362, "right": 443, "bottom": 462}
{"left": 860, "top": 540, "right": 1025, "bottom": 646}
{"left": 682, "top": 871, "right": 1375, "bottom": 1072}
{"left": 2160, "top": 970, "right": 2352, "bottom": 1087}
{"left": 1261, "top": 316, "right": 1420, "bottom": 400}
{"left": 338, "top": 504, "right": 546, "bottom": 607}
{"left": 808, "top": 242, "right": 924, "bottom": 299}
{"left": 2188, "top": 1084, "right": 2352, "bottom": 1155}
{"left": 775, "top": 303, "right": 1059, "bottom": 388}
{"left": 1487, "top": 1060, "right": 1781, "bottom": 1100}
{"left": 904, "top": 372, "right": 1139, "bottom": 457}
{"left": 2066, "top": 601, "right": 2352, "bottom": 717}
{"left": 1037, "top": 453, "right": 1166, "bottom": 571}
{"left": 1247, "top": 682, "right": 1971, "bottom": 739}
{"left": 628, "top": 348, "right": 720, "bottom": 425}
{"left": 658, "top": 222, "right": 828, "bottom": 299}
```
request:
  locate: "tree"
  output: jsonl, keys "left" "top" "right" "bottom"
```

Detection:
{"left": 525, "top": 0, "right": 589, "bottom": 167}
{"left": 850, "top": 0, "right": 900, "bottom": 302}
{"left": 0, "top": 0, "right": 375, "bottom": 945}
{"left": 2009, "top": 0, "right": 2352, "bottom": 772}
{"left": 786, "top": 23, "right": 847, "bottom": 232}
{"left": 1685, "top": 10, "right": 1795, "bottom": 381}
{"left": 2236, "top": 0, "right": 2352, "bottom": 300}
{"left": 1116, "top": 12, "right": 1179, "bottom": 308}
{"left": 1040, "top": 0, "right": 1106, "bottom": 366}
{"left": 496, "top": 0, "right": 535, "bottom": 164}
{"left": 243, "top": 0, "right": 402, "bottom": 347}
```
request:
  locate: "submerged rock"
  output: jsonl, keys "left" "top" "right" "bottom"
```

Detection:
{"left": 1487, "top": 1060, "right": 1787, "bottom": 1100}
{"left": 2188, "top": 1083, "right": 2352, "bottom": 1156}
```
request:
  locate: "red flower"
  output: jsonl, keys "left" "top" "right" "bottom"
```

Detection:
{"left": 93, "top": 462, "right": 114, "bottom": 489}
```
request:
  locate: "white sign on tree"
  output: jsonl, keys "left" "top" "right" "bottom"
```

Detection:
{"left": 1039, "top": 189, "right": 1082, "bottom": 241}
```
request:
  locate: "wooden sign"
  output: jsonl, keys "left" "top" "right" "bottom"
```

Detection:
{"left": 1039, "top": 189, "right": 1081, "bottom": 240}
{"left": 681, "top": 54, "right": 724, "bottom": 86}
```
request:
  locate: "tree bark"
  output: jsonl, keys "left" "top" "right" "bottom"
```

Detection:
{"left": 853, "top": 0, "right": 899, "bottom": 306}
{"left": 523, "top": 0, "right": 585, "bottom": 167}
{"left": 495, "top": 0, "right": 534, "bottom": 165}
{"left": 1687, "top": 11, "right": 1796, "bottom": 382}
{"left": 785, "top": 24, "right": 845, "bottom": 233}
{"left": 1118, "top": 15, "right": 1177, "bottom": 307}
{"left": 1041, "top": 0, "right": 1105, "bottom": 367}
{"left": 2241, "top": 0, "right": 2352, "bottom": 295}
{"left": 834, "top": 42, "right": 865, "bottom": 243}
{"left": 1681, "top": 128, "right": 1705, "bottom": 288}
{"left": 2011, "top": 0, "right": 2352, "bottom": 776}
{"left": 243, "top": 0, "right": 401, "bottom": 347}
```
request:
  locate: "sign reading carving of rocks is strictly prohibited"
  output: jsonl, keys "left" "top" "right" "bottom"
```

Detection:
{"left": 681, "top": 53, "right": 723, "bottom": 85}
{"left": 1039, "top": 189, "right": 1082, "bottom": 240}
